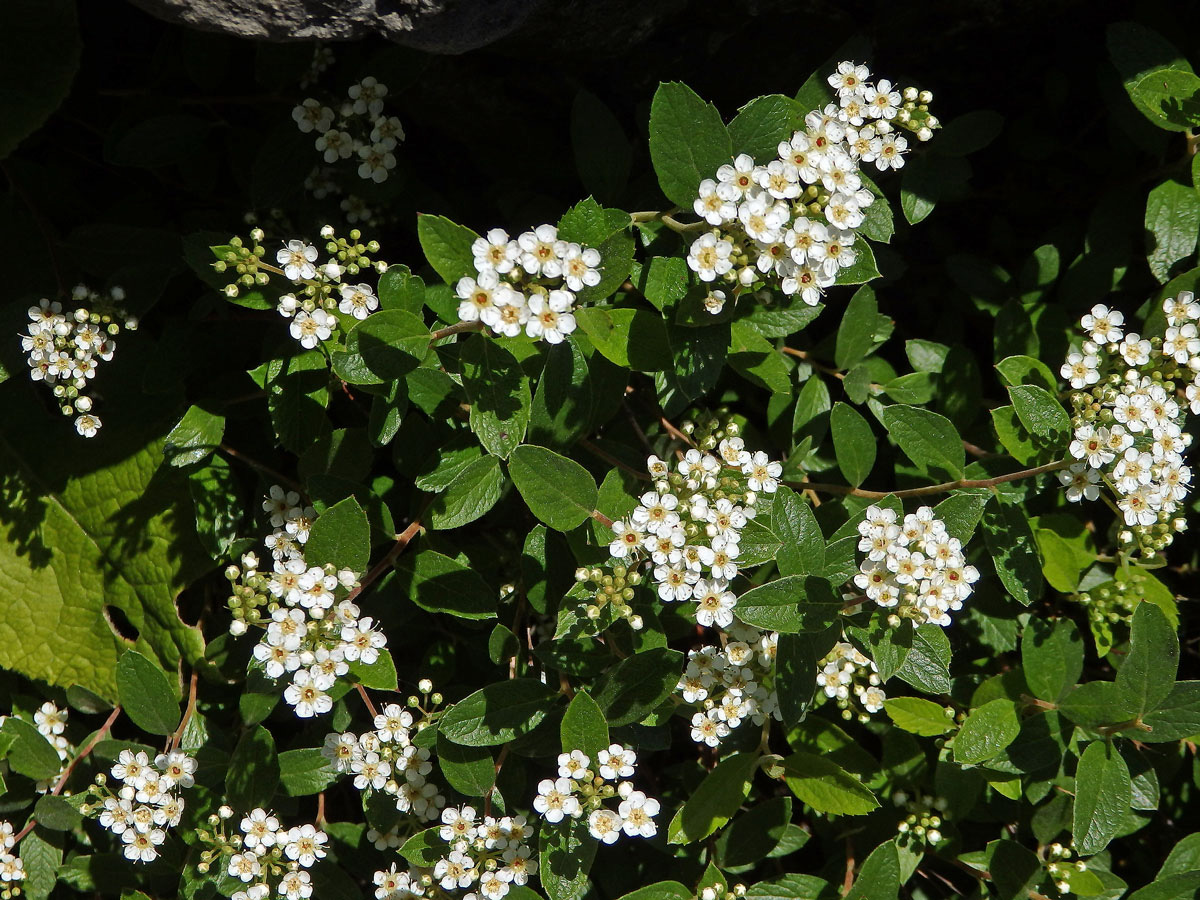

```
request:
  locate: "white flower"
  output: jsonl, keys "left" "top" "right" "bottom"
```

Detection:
{"left": 284, "top": 670, "right": 333, "bottom": 718}
{"left": 557, "top": 750, "right": 591, "bottom": 780}
{"left": 75, "top": 414, "right": 102, "bottom": 438}
{"left": 518, "top": 224, "right": 562, "bottom": 277}
{"left": 284, "top": 824, "right": 328, "bottom": 867}
{"left": 473, "top": 228, "right": 520, "bottom": 274}
{"left": 525, "top": 290, "right": 576, "bottom": 344}
{"left": 695, "top": 178, "right": 737, "bottom": 225}
{"left": 122, "top": 827, "right": 165, "bottom": 863}
{"left": 482, "top": 285, "right": 529, "bottom": 338}
{"left": 1080, "top": 304, "right": 1124, "bottom": 345}
{"left": 440, "top": 805, "right": 478, "bottom": 842}
{"left": 357, "top": 142, "right": 397, "bottom": 183}
{"left": 597, "top": 744, "right": 637, "bottom": 780}
{"left": 863, "top": 78, "right": 901, "bottom": 119}
{"left": 277, "top": 240, "right": 319, "bottom": 281}
{"left": 559, "top": 243, "right": 603, "bottom": 291}
{"left": 617, "top": 791, "right": 660, "bottom": 838}
{"left": 279, "top": 870, "right": 313, "bottom": 900}
{"left": 456, "top": 270, "right": 500, "bottom": 323}
{"left": 34, "top": 701, "right": 67, "bottom": 737}
{"left": 292, "top": 99, "right": 333, "bottom": 134}
{"left": 338, "top": 283, "right": 379, "bottom": 320}
{"left": 533, "top": 778, "right": 581, "bottom": 823}
{"left": 314, "top": 129, "right": 355, "bottom": 162}
{"left": 871, "top": 133, "right": 908, "bottom": 171}
{"left": 1060, "top": 351, "right": 1100, "bottom": 389}
{"left": 348, "top": 76, "right": 388, "bottom": 117}
{"left": 608, "top": 520, "right": 644, "bottom": 558}
{"left": 742, "top": 451, "right": 782, "bottom": 493}
{"left": 240, "top": 808, "right": 280, "bottom": 849}
{"left": 715, "top": 153, "right": 758, "bottom": 200}
{"left": 828, "top": 61, "right": 871, "bottom": 96}
{"left": 687, "top": 233, "right": 734, "bottom": 282}
{"left": 690, "top": 709, "right": 729, "bottom": 747}
{"left": 289, "top": 308, "right": 336, "bottom": 349}
{"left": 155, "top": 750, "right": 197, "bottom": 789}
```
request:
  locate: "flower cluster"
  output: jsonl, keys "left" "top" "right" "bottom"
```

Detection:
{"left": 322, "top": 684, "right": 447, "bottom": 824}
{"left": 80, "top": 748, "right": 196, "bottom": 863}
{"left": 194, "top": 805, "right": 328, "bottom": 900}
{"left": 687, "top": 61, "right": 937, "bottom": 311}
{"left": 1044, "top": 842, "right": 1091, "bottom": 896}
{"left": 293, "top": 76, "right": 404, "bottom": 183}
{"left": 892, "top": 792, "right": 947, "bottom": 848}
{"left": 533, "top": 744, "right": 660, "bottom": 845}
{"left": 600, "top": 428, "right": 781, "bottom": 631}
{"left": 681, "top": 621, "right": 781, "bottom": 748}
{"left": 816, "top": 641, "right": 886, "bottom": 720}
{"left": 454, "top": 224, "right": 604, "bottom": 344}
{"left": 21, "top": 287, "right": 138, "bottom": 438}
{"left": 0, "top": 821, "right": 25, "bottom": 892}
{"left": 1059, "top": 296, "right": 1194, "bottom": 556}
{"left": 372, "top": 806, "right": 536, "bottom": 900}
{"left": 853, "top": 505, "right": 979, "bottom": 627}
{"left": 225, "top": 485, "right": 387, "bottom": 719}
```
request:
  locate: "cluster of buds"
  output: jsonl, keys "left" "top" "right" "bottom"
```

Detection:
{"left": 22, "top": 287, "right": 138, "bottom": 438}
{"left": 700, "top": 884, "right": 748, "bottom": 900}
{"left": 194, "top": 805, "right": 328, "bottom": 900}
{"left": 686, "top": 61, "right": 937, "bottom": 313}
{"left": 1074, "top": 569, "right": 1163, "bottom": 652}
{"left": 225, "top": 485, "right": 386, "bottom": 719}
{"left": 81, "top": 749, "right": 197, "bottom": 863}
{"left": 893, "top": 792, "right": 947, "bottom": 847}
{"left": 816, "top": 641, "right": 885, "bottom": 721}
{"left": 533, "top": 744, "right": 660, "bottom": 845}
{"left": 1045, "top": 842, "right": 1090, "bottom": 896}
{"left": 852, "top": 505, "right": 979, "bottom": 627}
{"left": 454, "top": 224, "right": 604, "bottom": 344}
{"left": 602, "top": 414, "right": 781, "bottom": 632}
{"left": 293, "top": 76, "right": 404, "bottom": 184}
{"left": 1060, "top": 296, "right": 1194, "bottom": 557}
{"left": 322, "top": 682, "right": 447, "bottom": 824}
{"left": 215, "top": 226, "right": 387, "bottom": 349}
{"left": 680, "top": 621, "right": 781, "bottom": 748}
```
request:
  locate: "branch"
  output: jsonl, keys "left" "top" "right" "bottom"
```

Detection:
{"left": 795, "top": 459, "right": 1070, "bottom": 500}
{"left": 168, "top": 671, "right": 199, "bottom": 752}
{"left": 344, "top": 511, "right": 427, "bottom": 605}
{"left": 218, "top": 444, "right": 304, "bottom": 493}
{"left": 429, "top": 320, "right": 485, "bottom": 342}
{"left": 579, "top": 438, "right": 652, "bottom": 481}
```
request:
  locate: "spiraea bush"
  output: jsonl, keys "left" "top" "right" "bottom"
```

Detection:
{"left": 3, "top": 6, "right": 1200, "bottom": 900}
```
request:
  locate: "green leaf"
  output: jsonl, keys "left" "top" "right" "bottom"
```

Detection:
{"left": 1116, "top": 602, "right": 1179, "bottom": 716}
{"left": 834, "top": 237, "right": 880, "bottom": 286}
{"left": 1140, "top": 682, "right": 1200, "bottom": 741}
{"left": 995, "top": 354, "right": 1059, "bottom": 393}
{"left": 781, "top": 751, "right": 879, "bottom": 815}
{"left": 163, "top": 405, "right": 225, "bottom": 468}
{"left": 19, "top": 828, "right": 62, "bottom": 900}
{"left": 278, "top": 747, "right": 339, "bottom": 796}
{"left": 592, "top": 647, "right": 683, "bottom": 727}
{"left": 615, "top": 883, "right": 693, "bottom": 900}
{"left": 0, "top": 414, "right": 208, "bottom": 700}
{"left": 773, "top": 487, "right": 824, "bottom": 577}
{"left": 736, "top": 575, "right": 840, "bottom": 634}
{"left": 981, "top": 495, "right": 1043, "bottom": 606}
{"left": 0, "top": 0, "right": 80, "bottom": 160}
{"left": 439, "top": 679, "right": 559, "bottom": 746}
{"left": 336, "top": 308, "right": 430, "bottom": 384}
{"left": 1147, "top": 179, "right": 1200, "bottom": 281}
{"left": 1073, "top": 740, "right": 1131, "bottom": 855}
{"left": 648, "top": 82, "right": 732, "bottom": 208}
{"left": 376, "top": 264, "right": 426, "bottom": 313}
{"left": 226, "top": 725, "right": 278, "bottom": 809}
{"left": 116, "top": 649, "right": 180, "bottom": 736}
{"left": 896, "top": 624, "right": 952, "bottom": 694}
{"left": 400, "top": 827, "right": 445, "bottom": 867}
{"left": 349, "top": 648, "right": 398, "bottom": 690}
{"left": 540, "top": 816, "right": 598, "bottom": 900}
{"left": 728, "top": 94, "right": 804, "bottom": 161}
{"left": 775, "top": 633, "right": 818, "bottom": 726}
{"left": 884, "top": 697, "right": 954, "bottom": 737}
{"left": 558, "top": 196, "right": 627, "bottom": 247}
{"left": 831, "top": 402, "right": 876, "bottom": 486}
{"left": 508, "top": 445, "right": 598, "bottom": 532}
{"left": 1008, "top": 385, "right": 1070, "bottom": 451}
{"left": 932, "top": 490, "right": 989, "bottom": 544}
{"left": 667, "top": 751, "right": 760, "bottom": 843}
{"left": 417, "top": 214, "right": 481, "bottom": 284}
{"left": 844, "top": 840, "right": 901, "bottom": 900}
{"left": 1021, "top": 618, "right": 1084, "bottom": 703}
{"left": 835, "top": 286, "right": 879, "bottom": 371}
{"left": 391, "top": 548, "right": 496, "bottom": 619}
{"left": 1130, "top": 67, "right": 1200, "bottom": 132}
{"left": 560, "top": 690, "right": 609, "bottom": 761}
{"left": 575, "top": 307, "right": 672, "bottom": 372}
{"left": 33, "top": 794, "right": 82, "bottom": 831}
{"left": 436, "top": 734, "right": 495, "bottom": 797}
{"left": 729, "top": 320, "right": 793, "bottom": 394}
{"left": 716, "top": 797, "right": 793, "bottom": 867}
{"left": 460, "top": 334, "right": 532, "bottom": 458}
{"left": 426, "top": 455, "right": 505, "bottom": 530}
{"left": 1059, "top": 681, "right": 1133, "bottom": 729}
{"left": 879, "top": 404, "right": 965, "bottom": 479}
{"left": 305, "top": 496, "right": 371, "bottom": 573}
{"left": 0, "top": 717, "right": 62, "bottom": 781}
{"left": 953, "top": 698, "right": 1020, "bottom": 765}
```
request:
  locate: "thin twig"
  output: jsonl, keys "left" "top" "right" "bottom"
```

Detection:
{"left": 356, "top": 683, "right": 380, "bottom": 720}
{"left": 579, "top": 438, "right": 651, "bottom": 480}
{"left": 658, "top": 415, "right": 695, "bottom": 447}
{"left": 429, "top": 321, "right": 485, "bottom": 342}
{"left": 344, "top": 512, "right": 427, "bottom": 605}
{"left": 794, "top": 459, "right": 1070, "bottom": 500}
{"left": 168, "top": 671, "right": 200, "bottom": 752}
{"left": 218, "top": 444, "right": 304, "bottom": 493}
{"left": 590, "top": 509, "right": 614, "bottom": 528}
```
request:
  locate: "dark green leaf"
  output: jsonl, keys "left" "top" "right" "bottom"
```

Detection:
{"left": 954, "top": 699, "right": 1020, "bottom": 765}
{"left": 667, "top": 751, "right": 760, "bottom": 843}
{"left": 426, "top": 455, "right": 505, "bottom": 530}
{"left": 592, "top": 648, "right": 683, "bottom": 727}
{"left": 439, "top": 679, "right": 559, "bottom": 746}
{"left": 508, "top": 445, "right": 598, "bottom": 532}
{"left": 163, "top": 406, "right": 225, "bottom": 467}
{"left": 830, "top": 402, "right": 875, "bottom": 486}
{"left": 460, "top": 334, "right": 533, "bottom": 458}
{"left": 226, "top": 725, "right": 278, "bottom": 809}
{"left": 437, "top": 734, "right": 495, "bottom": 797}
{"left": 305, "top": 496, "right": 370, "bottom": 573}
{"left": 1073, "top": 740, "right": 1131, "bottom": 855}
{"left": 1021, "top": 618, "right": 1084, "bottom": 704}
{"left": 392, "top": 548, "right": 496, "bottom": 619}
{"left": 115, "top": 650, "right": 179, "bottom": 736}
{"left": 648, "top": 82, "right": 732, "bottom": 208}
{"left": 981, "top": 495, "right": 1043, "bottom": 607}
{"left": 781, "top": 751, "right": 879, "bottom": 815}
{"left": 560, "top": 690, "right": 609, "bottom": 761}
{"left": 879, "top": 405, "right": 965, "bottom": 479}
{"left": 278, "top": 748, "right": 339, "bottom": 796}
{"left": 417, "top": 214, "right": 480, "bottom": 284}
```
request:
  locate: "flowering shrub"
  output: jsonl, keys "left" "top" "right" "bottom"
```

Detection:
{"left": 5, "top": 9, "right": 1200, "bottom": 900}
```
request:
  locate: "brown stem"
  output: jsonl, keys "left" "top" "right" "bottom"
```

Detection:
{"left": 429, "top": 321, "right": 485, "bottom": 342}
{"left": 356, "top": 683, "right": 380, "bottom": 721}
{"left": 316, "top": 792, "right": 326, "bottom": 827}
{"left": 658, "top": 415, "right": 695, "bottom": 447}
{"left": 795, "top": 459, "right": 1070, "bottom": 500}
{"left": 13, "top": 705, "right": 122, "bottom": 843}
{"left": 344, "top": 511, "right": 427, "bottom": 605}
{"left": 590, "top": 509, "right": 614, "bottom": 528}
{"left": 168, "top": 671, "right": 200, "bottom": 752}
{"left": 484, "top": 745, "right": 511, "bottom": 819}
{"left": 218, "top": 444, "right": 304, "bottom": 493}
{"left": 782, "top": 346, "right": 845, "bottom": 381}
{"left": 842, "top": 837, "right": 856, "bottom": 896}
{"left": 579, "top": 438, "right": 651, "bottom": 480}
